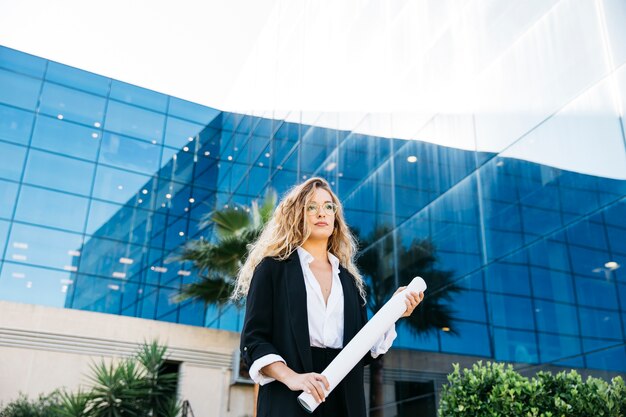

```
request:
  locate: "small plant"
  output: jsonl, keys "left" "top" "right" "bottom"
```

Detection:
{"left": 0, "top": 392, "right": 61, "bottom": 417}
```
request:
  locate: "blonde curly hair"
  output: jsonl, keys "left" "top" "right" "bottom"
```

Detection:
{"left": 231, "top": 177, "right": 366, "bottom": 302}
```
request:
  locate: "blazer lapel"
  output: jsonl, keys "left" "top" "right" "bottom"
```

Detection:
{"left": 285, "top": 250, "right": 313, "bottom": 372}
{"left": 339, "top": 266, "right": 359, "bottom": 347}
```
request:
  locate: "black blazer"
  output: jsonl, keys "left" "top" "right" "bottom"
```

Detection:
{"left": 240, "top": 249, "right": 379, "bottom": 417}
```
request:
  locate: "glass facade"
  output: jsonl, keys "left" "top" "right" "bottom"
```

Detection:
{"left": 2, "top": 1, "right": 626, "bottom": 377}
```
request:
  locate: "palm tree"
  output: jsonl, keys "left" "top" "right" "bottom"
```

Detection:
{"left": 354, "top": 225, "right": 462, "bottom": 417}
{"left": 174, "top": 189, "right": 277, "bottom": 305}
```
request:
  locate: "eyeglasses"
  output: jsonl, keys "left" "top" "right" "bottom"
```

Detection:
{"left": 305, "top": 202, "right": 338, "bottom": 216}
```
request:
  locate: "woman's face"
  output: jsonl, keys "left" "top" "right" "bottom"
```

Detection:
{"left": 304, "top": 187, "right": 336, "bottom": 242}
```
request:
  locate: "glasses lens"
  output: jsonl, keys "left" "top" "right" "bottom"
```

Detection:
{"left": 323, "top": 203, "right": 336, "bottom": 214}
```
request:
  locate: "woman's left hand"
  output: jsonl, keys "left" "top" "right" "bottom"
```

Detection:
{"left": 393, "top": 287, "right": 424, "bottom": 318}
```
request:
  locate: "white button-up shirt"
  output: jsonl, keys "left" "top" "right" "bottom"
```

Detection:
{"left": 248, "top": 246, "right": 397, "bottom": 385}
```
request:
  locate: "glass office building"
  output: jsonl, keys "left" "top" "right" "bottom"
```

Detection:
{"left": 1, "top": 34, "right": 625, "bottom": 379}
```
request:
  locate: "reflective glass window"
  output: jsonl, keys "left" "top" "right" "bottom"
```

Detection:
{"left": 70, "top": 274, "right": 123, "bottom": 314}
{"left": 538, "top": 333, "right": 582, "bottom": 365}
{"left": 0, "top": 104, "right": 34, "bottom": 145}
{"left": 0, "top": 141, "right": 27, "bottom": 181}
{"left": 164, "top": 116, "right": 204, "bottom": 149}
{"left": 440, "top": 321, "right": 491, "bottom": 356}
{"left": 168, "top": 97, "right": 220, "bottom": 125}
{"left": 575, "top": 276, "right": 618, "bottom": 309}
{"left": 110, "top": 81, "right": 167, "bottom": 112}
{"left": 0, "top": 68, "right": 41, "bottom": 110}
{"left": 0, "top": 180, "right": 18, "bottom": 219}
{"left": 488, "top": 294, "right": 535, "bottom": 330}
{"left": 583, "top": 338, "right": 626, "bottom": 372}
{"left": 99, "top": 132, "right": 161, "bottom": 175}
{"left": 105, "top": 101, "right": 165, "bottom": 143}
{"left": 23, "top": 149, "right": 94, "bottom": 196}
{"left": 485, "top": 262, "right": 530, "bottom": 296}
{"left": 6, "top": 223, "right": 83, "bottom": 271}
{"left": 493, "top": 328, "right": 538, "bottom": 363}
{"left": 15, "top": 185, "right": 88, "bottom": 232}
{"left": 0, "top": 262, "right": 73, "bottom": 307}
{"left": 530, "top": 267, "right": 575, "bottom": 304}
{"left": 92, "top": 165, "right": 153, "bottom": 205}
{"left": 0, "top": 219, "right": 10, "bottom": 256}
{"left": 39, "top": 83, "right": 106, "bottom": 126}
{"left": 534, "top": 300, "right": 579, "bottom": 335}
{"left": 31, "top": 116, "right": 100, "bottom": 161}
{"left": 0, "top": 47, "right": 46, "bottom": 77}
{"left": 46, "top": 62, "right": 110, "bottom": 96}
{"left": 579, "top": 307, "right": 622, "bottom": 339}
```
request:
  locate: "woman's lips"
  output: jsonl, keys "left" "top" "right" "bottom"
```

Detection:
{"left": 315, "top": 222, "right": 328, "bottom": 226}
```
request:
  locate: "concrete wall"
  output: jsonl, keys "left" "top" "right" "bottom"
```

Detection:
{"left": 0, "top": 301, "right": 254, "bottom": 417}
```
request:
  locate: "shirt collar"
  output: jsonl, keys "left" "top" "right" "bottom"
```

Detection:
{"left": 297, "top": 246, "right": 340, "bottom": 270}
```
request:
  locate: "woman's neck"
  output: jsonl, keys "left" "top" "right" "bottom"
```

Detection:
{"left": 301, "top": 240, "right": 329, "bottom": 263}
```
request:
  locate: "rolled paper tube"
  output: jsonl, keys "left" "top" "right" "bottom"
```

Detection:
{"left": 297, "top": 276, "right": 427, "bottom": 413}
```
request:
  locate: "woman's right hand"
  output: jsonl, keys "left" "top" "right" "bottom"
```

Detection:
{"left": 284, "top": 372, "right": 330, "bottom": 403}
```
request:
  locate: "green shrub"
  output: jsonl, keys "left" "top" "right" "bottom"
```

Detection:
{"left": 0, "top": 392, "right": 61, "bottom": 417}
{"left": 439, "top": 361, "right": 626, "bottom": 417}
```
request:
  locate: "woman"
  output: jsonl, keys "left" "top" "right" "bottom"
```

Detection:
{"left": 233, "top": 177, "right": 424, "bottom": 417}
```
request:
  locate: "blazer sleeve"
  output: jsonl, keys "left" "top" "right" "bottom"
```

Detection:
{"left": 240, "top": 258, "right": 281, "bottom": 369}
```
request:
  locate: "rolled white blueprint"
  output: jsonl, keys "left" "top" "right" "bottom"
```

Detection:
{"left": 297, "top": 276, "right": 427, "bottom": 413}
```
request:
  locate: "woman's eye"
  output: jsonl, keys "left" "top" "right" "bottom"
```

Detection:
{"left": 324, "top": 203, "right": 334, "bottom": 211}
{"left": 306, "top": 205, "right": 317, "bottom": 212}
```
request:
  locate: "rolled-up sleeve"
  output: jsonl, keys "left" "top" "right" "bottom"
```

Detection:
{"left": 249, "top": 353, "right": 286, "bottom": 385}
{"left": 370, "top": 324, "right": 397, "bottom": 358}
{"left": 240, "top": 258, "right": 282, "bottom": 371}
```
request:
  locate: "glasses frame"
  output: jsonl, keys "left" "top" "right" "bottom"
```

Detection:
{"left": 305, "top": 201, "right": 338, "bottom": 216}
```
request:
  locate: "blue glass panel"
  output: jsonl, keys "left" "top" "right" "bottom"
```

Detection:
{"left": 440, "top": 321, "right": 491, "bottom": 356}
{"left": 441, "top": 290, "right": 487, "bottom": 323}
{"left": 0, "top": 141, "right": 26, "bottom": 181}
{"left": 46, "top": 62, "right": 110, "bottom": 96}
{"left": 579, "top": 307, "right": 622, "bottom": 339}
{"left": 23, "top": 149, "right": 94, "bottom": 196}
{"left": 567, "top": 219, "right": 609, "bottom": 251}
{"left": 0, "top": 104, "right": 34, "bottom": 145}
{"left": 160, "top": 146, "right": 195, "bottom": 183}
{"left": 493, "top": 328, "right": 538, "bottom": 363}
{"left": 105, "top": 101, "right": 165, "bottom": 143}
{"left": 70, "top": 274, "right": 123, "bottom": 314}
{"left": 156, "top": 286, "right": 178, "bottom": 318}
{"left": 0, "top": 68, "right": 41, "bottom": 110}
{"left": 537, "top": 333, "right": 582, "bottom": 364}
{"left": 530, "top": 267, "right": 575, "bottom": 304}
{"left": 534, "top": 300, "right": 579, "bottom": 335}
{"left": 31, "top": 116, "right": 100, "bottom": 161}
{"left": 178, "top": 299, "right": 206, "bottom": 326}
{"left": 164, "top": 116, "right": 204, "bottom": 149}
{"left": 583, "top": 338, "right": 626, "bottom": 372}
{"left": 569, "top": 245, "right": 612, "bottom": 279}
{"left": 0, "top": 46, "right": 46, "bottom": 77}
{"left": 0, "top": 262, "right": 72, "bottom": 307}
{"left": 99, "top": 132, "right": 161, "bottom": 175}
{"left": 521, "top": 205, "right": 562, "bottom": 239}
{"left": 0, "top": 219, "right": 10, "bottom": 257}
{"left": 39, "top": 83, "right": 105, "bottom": 126}
{"left": 168, "top": 98, "right": 219, "bottom": 125}
{"left": 86, "top": 200, "right": 154, "bottom": 245}
{"left": 78, "top": 236, "right": 145, "bottom": 280}
{"left": 92, "top": 165, "right": 153, "bottom": 205}
{"left": 14, "top": 185, "right": 88, "bottom": 232}
{"left": 0, "top": 180, "right": 18, "bottom": 219}
{"left": 485, "top": 262, "right": 531, "bottom": 296}
{"left": 488, "top": 294, "right": 535, "bottom": 330}
{"left": 110, "top": 81, "right": 167, "bottom": 112}
{"left": 6, "top": 223, "right": 82, "bottom": 270}
{"left": 528, "top": 239, "right": 571, "bottom": 272}
{"left": 138, "top": 286, "right": 158, "bottom": 319}
{"left": 575, "top": 276, "right": 618, "bottom": 309}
